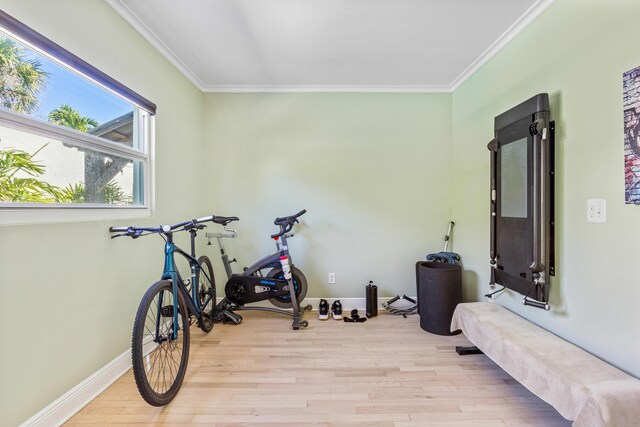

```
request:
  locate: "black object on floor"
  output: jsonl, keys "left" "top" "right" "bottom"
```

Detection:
{"left": 416, "top": 261, "right": 462, "bottom": 335}
{"left": 343, "top": 309, "right": 367, "bottom": 323}
{"left": 318, "top": 299, "right": 330, "bottom": 320}
{"left": 456, "top": 346, "right": 484, "bottom": 355}
{"left": 331, "top": 300, "right": 343, "bottom": 320}
{"left": 382, "top": 295, "right": 417, "bottom": 317}
{"left": 365, "top": 281, "right": 378, "bottom": 318}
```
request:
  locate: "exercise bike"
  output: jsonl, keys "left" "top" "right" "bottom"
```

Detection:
{"left": 206, "top": 210, "right": 312, "bottom": 330}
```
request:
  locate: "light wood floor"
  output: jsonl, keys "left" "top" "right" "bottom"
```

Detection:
{"left": 66, "top": 310, "right": 571, "bottom": 426}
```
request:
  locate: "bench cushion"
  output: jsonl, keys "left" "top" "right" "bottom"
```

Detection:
{"left": 451, "top": 302, "right": 640, "bottom": 426}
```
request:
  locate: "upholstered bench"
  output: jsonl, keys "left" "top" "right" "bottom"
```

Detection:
{"left": 450, "top": 302, "right": 640, "bottom": 427}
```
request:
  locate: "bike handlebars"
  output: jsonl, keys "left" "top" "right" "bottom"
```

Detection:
{"left": 111, "top": 210, "right": 303, "bottom": 240}
{"left": 271, "top": 209, "right": 306, "bottom": 239}
{"left": 109, "top": 215, "right": 239, "bottom": 239}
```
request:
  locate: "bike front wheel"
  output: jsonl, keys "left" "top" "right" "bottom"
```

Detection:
{"left": 267, "top": 266, "right": 308, "bottom": 309}
{"left": 132, "top": 280, "right": 190, "bottom": 406}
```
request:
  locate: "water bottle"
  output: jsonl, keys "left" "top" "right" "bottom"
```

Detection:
{"left": 280, "top": 256, "right": 292, "bottom": 280}
{"left": 366, "top": 280, "right": 378, "bottom": 318}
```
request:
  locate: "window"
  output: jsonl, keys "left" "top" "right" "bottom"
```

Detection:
{"left": 0, "top": 11, "right": 155, "bottom": 218}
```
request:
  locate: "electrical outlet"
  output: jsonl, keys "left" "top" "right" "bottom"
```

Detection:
{"left": 587, "top": 199, "right": 606, "bottom": 223}
{"left": 328, "top": 272, "right": 336, "bottom": 284}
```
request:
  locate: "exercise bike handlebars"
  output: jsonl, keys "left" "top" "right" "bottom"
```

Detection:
{"left": 271, "top": 209, "right": 306, "bottom": 239}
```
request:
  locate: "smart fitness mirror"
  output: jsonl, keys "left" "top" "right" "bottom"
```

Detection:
{"left": 488, "top": 93, "right": 555, "bottom": 310}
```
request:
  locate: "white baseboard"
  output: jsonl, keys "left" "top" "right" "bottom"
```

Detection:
{"left": 310, "top": 297, "right": 417, "bottom": 310}
{"left": 302, "top": 297, "right": 382, "bottom": 311}
{"left": 20, "top": 347, "right": 132, "bottom": 427}
{"left": 218, "top": 296, "right": 417, "bottom": 311}
{"left": 219, "top": 297, "right": 389, "bottom": 311}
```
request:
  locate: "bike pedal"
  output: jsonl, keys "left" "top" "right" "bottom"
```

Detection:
{"left": 223, "top": 310, "right": 243, "bottom": 325}
{"left": 211, "top": 311, "right": 225, "bottom": 324}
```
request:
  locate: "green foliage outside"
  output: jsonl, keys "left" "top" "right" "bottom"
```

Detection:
{"left": 0, "top": 145, "right": 60, "bottom": 202}
{"left": 0, "top": 37, "right": 47, "bottom": 114}
{"left": 48, "top": 104, "right": 98, "bottom": 132}
{"left": 0, "top": 35, "right": 130, "bottom": 205}
{"left": 59, "top": 180, "right": 132, "bottom": 205}
{"left": 0, "top": 145, "right": 131, "bottom": 204}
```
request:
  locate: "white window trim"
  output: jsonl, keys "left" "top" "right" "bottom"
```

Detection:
{"left": 0, "top": 113, "right": 155, "bottom": 226}
{"left": 0, "top": 109, "right": 148, "bottom": 162}
{"left": 1, "top": 205, "right": 152, "bottom": 227}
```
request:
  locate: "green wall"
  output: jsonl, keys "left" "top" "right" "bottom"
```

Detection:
{"left": 451, "top": 0, "right": 640, "bottom": 378}
{"left": 0, "top": 1, "right": 205, "bottom": 425}
{"left": 203, "top": 93, "right": 453, "bottom": 300}
{"left": 3, "top": 0, "right": 640, "bottom": 424}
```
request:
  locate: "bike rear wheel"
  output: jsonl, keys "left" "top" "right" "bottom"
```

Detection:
{"left": 196, "top": 256, "right": 215, "bottom": 332}
{"left": 132, "top": 280, "right": 190, "bottom": 406}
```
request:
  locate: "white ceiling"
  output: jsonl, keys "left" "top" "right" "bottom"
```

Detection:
{"left": 106, "top": 0, "right": 553, "bottom": 92}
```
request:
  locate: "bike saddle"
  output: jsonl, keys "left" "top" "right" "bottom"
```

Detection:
{"left": 213, "top": 216, "right": 239, "bottom": 226}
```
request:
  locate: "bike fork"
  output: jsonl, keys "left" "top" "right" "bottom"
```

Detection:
{"left": 171, "top": 278, "right": 180, "bottom": 340}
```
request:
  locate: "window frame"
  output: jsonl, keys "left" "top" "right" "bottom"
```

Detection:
{"left": 0, "top": 11, "right": 156, "bottom": 113}
{"left": 0, "top": 11, "right": 156, "bottom": 225}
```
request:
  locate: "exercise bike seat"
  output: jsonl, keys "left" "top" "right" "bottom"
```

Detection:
{"left": 213, "top": 216, "right": 239, "bottom": 226}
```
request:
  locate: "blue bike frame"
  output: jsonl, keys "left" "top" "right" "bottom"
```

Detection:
{"left": 160, "top": 232, "right": 212, "bottom": 339}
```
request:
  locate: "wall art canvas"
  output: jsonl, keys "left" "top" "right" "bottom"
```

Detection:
{"left": 624, "top": 66, "right": 640, "bottom": 203}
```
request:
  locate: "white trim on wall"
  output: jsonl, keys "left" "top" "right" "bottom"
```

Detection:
{"left": 104, "top": 0, "right": 206, "bottom": 91}
{"left": 107, "top": 0, "right": 556, "bottom": 94}
{"left": 449, "top": 0, "right": 556, "bottom": 91}
{"left": 19, "top": 348, "right": 132, "bottom": 427}
{"left": 303, "top": 297, "right": 410, "bottom": 312}
{"left": 200, "top": 85, "right": 453, "bottom": 93}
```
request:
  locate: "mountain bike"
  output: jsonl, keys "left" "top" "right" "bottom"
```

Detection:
{"left": 109, "top": 214, "right": 237, "bottom": 406}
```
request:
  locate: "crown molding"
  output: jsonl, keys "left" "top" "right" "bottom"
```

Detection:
{"left": 108, "top": 0, "right": 555, "bottom": 94}
{"left": 201, "top": 84, "right": 452, "bottom": 93}
{"left": 449, "top": 0, "right": 556, "bottom": 91}
{"left": 105, "top": 0, "right": 206, "bottom": 91}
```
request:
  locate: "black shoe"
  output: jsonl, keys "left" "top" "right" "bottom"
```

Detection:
{"left": 343, "top": 308, "right": 367, "bottom": 323}
{"left": 318, "top": 299, "right": 329, "bottom": 320}
{"left": 331, "top": 300, "right": 343, "bottom": 320}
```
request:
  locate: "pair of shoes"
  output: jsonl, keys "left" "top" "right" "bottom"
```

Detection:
{"left": 318, "top": 299, "right": 343, "bottom": 320}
